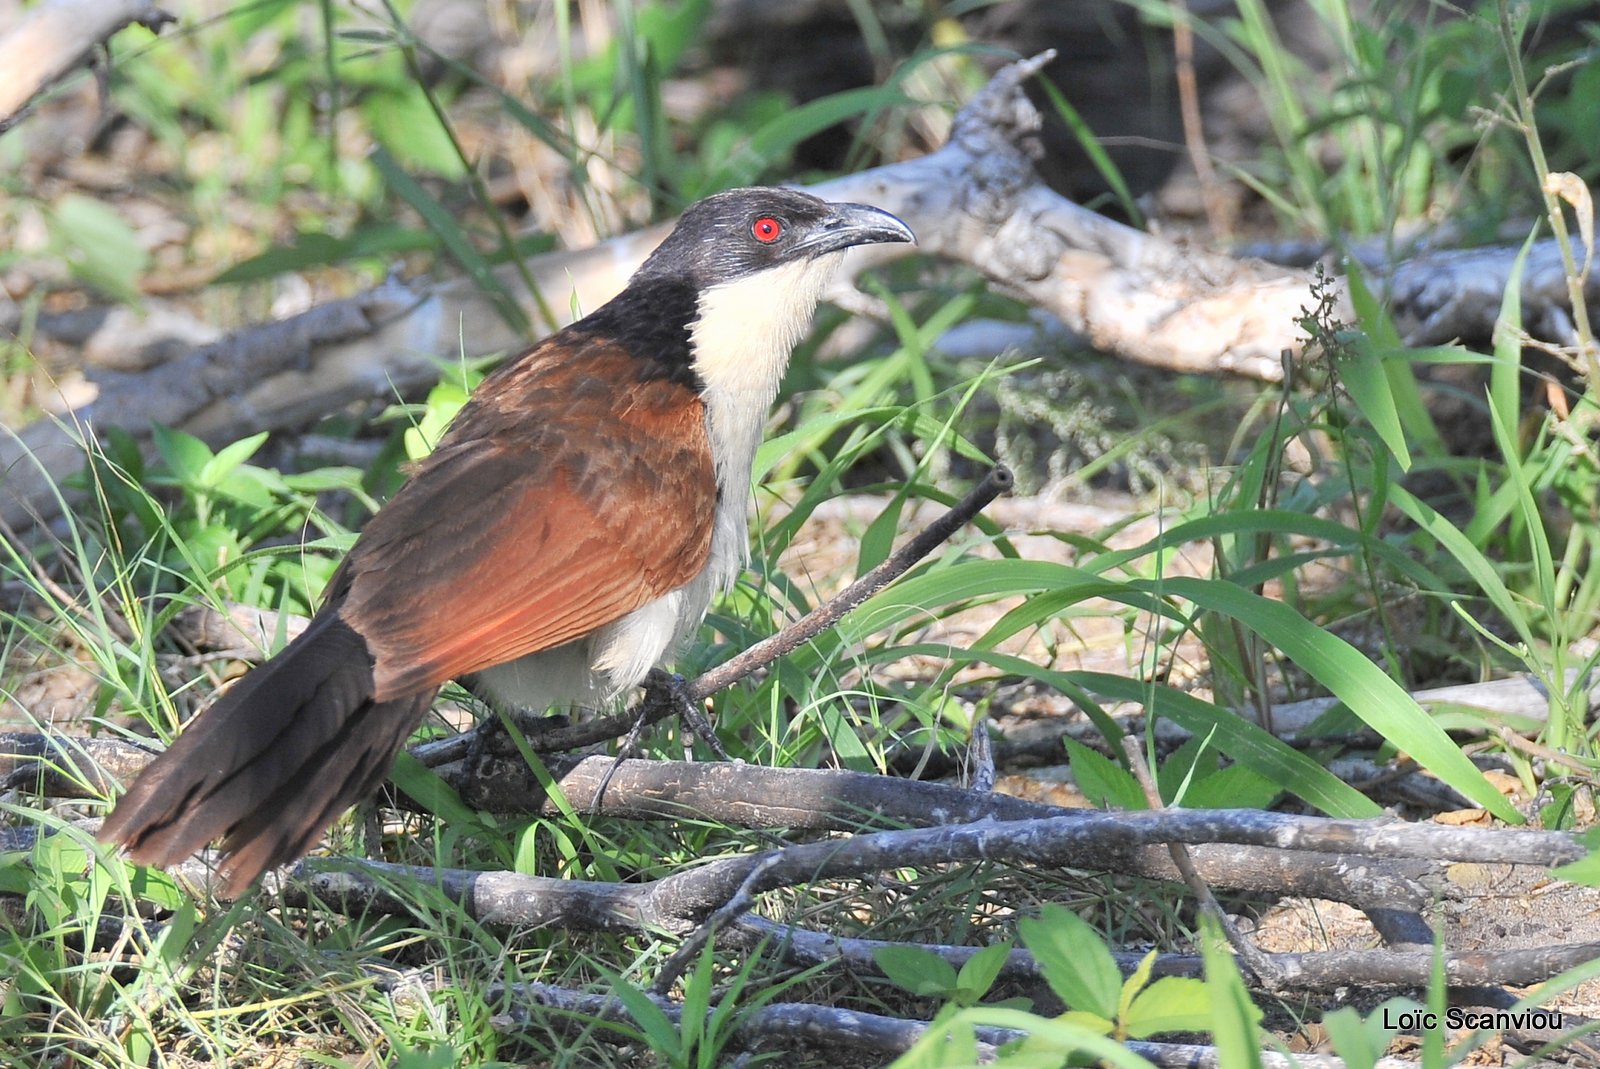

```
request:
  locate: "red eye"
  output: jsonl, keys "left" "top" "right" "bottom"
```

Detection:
{"left": 752, "top": 216, "right": 782, "bottom": 243}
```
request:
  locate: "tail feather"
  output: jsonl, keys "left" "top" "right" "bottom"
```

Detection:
{"left": 98, "top": 613, "right": 437, "bottom": 895}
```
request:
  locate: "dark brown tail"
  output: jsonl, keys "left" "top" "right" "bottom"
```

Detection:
{"left": 98, "top": 612, "right": 437, "bottom": 896}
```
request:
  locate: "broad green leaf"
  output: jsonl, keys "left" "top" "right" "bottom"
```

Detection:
{"left": 1064, "top": 738, "right": 1145, "bottom": 811}
{"left": 1018, "top": 905, "right": 1120, "bottom": 1019}
{"left": 1179, "top": 763, "right": 1284, "bottom": 811}
{"left": 1123, "top": 977, "right": 1213, "bottom": 1038}
{"left": 364, "top": 83, "right": 467, "bottom": 178}
{"left": 874, "top": 945, "right": 957, "bottom": 997}
{"left": 1322, "top": 1001, "right": 1408, "bottom": 1069}
{"left": 200, "top": 432, "right": 269, "bottom": 489}
{"left": 49, "top": 194, "right": 149, "bottom": 302}
{"left": 955, "top": 940, "right": 1013, "bottom": 1000}
{"left": 150, "top": 424, "right": 215, "bottom": 486}
{"left": 948, "top": 1007, "right": 1158, "bottom": 1068}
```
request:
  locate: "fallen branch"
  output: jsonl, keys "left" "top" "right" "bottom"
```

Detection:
{"left": 0, "top": 733, "right": 1554, "bottom": 915}
{"left": 0, "top": 0, "right": 174, "bottom": 132}
{"left": 239, "top": 809, "right": 1583, "bottom": 932}
{"left": 486, "top": 979, "right": 1022, "bottom": 1062}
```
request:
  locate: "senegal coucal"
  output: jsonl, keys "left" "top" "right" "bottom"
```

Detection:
{"left": 99, "top": 187, "right": 915, "bottom": 893}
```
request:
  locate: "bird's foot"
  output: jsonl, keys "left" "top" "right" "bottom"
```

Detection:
{"left": 592, "top": 670, "right": 728, "bottom": 812}
{"left": 643, "top": 668, "right": 731, "bottom": 761}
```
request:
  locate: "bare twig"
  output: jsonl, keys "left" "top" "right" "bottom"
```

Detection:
{"left": 651, "top": 854, "right": 782, "bottom": 996}
{"left": 687, "top": 465, "right": 1013, "bottom": 702}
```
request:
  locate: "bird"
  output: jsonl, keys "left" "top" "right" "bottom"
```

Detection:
{"left": 98, "top": 187, "right": 915, "bottom": 895}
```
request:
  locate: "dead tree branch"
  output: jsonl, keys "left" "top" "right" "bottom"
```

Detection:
{"left": 1, "top": 734, "right": 1561, "bottom": 915}
{"left": 0, "top": 0, "right": 174, "bottom": 133}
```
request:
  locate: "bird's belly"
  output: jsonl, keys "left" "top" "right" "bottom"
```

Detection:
{"left": 472, "top": 585, "right": 701, "bottom": 713}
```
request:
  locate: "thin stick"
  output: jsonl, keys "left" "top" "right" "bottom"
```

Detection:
{"left": 1120, "top": 735, "right": 1283, "bottom": 990}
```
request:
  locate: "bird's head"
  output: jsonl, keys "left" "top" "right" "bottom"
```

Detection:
{"left": 629, "top": 187, "right": 914, "bottom": 419}
{"left": 636, "top": 186, "right": 914, "bottom": 290}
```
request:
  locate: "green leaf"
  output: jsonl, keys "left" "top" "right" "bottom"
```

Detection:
{"left": 1321, "top": 1001, "right": 1408, "bottom": 1069}
{"left": 1018, "top": 905, "right": 1121, "bottom": 1019}
{"left": 1490, "top": 228, "right": 1538, "bottom": 439}
{"left": 874, "top": 945, "right": 958, "bottom": 997}
{"left": 49, "top": 194, "right": 150, "bottom": 302}
{"left": 603, "top": 969, "right": 682, "bottom": 1057}
{"left": 707, "top": 86, "right": 910, "bottom": 188}
{"left": 1036, "top": 76, "right": 1143, "bottom": 227}
{"left": 955, "top": 941, "right": 1013, "bottom": 1001}
{"left": 213, "top": 225, "right": 436, "bottom": 283}
{"left": 1391, "top": 484, "right": 1537, "bottom": 653}
{"left": 200, "top": 432, "right": 269, "bottom": 489}
{"left": 1336, "top": 328, "right": 1410, "bottom": 470}
{"left": 150, "top": 424, "right": 215, "bottom": 486}
{"left": 1118, "top": 948, "right": 1157, "bottom": 1022}
{"left": 388, "top": 752, "right": 495, "bottom": 839}
{"left": 372, "top": 147, "right": 529, "bottom": 336}
{"left": 1179, "top": 763, "right": 1284, "bottom": 810}
{"left": 1064, "top": 738, "right": 1145, "bottom": 811}
{"left": 363, "top": 83, "right": 467, "bottom": 178}
{"left": 886, "top": 649, "right": 1375, "bottom": 819}
{"left": 1552, "top": 848, "right": 1600, "bottom": 886}
{"left": 1123, "top": 977, "right": 1213, "bottom": 1038}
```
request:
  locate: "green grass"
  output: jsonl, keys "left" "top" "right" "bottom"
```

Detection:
{"left": 2, "top": 0, "right": 1599, "bottom": 1064}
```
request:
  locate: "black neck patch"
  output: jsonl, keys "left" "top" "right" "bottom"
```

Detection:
{"left": 576, "top": 277, "right": 702, "bottom": 391}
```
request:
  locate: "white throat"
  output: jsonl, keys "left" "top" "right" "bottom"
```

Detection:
{"left": 688, "top": 251, "right": 845, "bottom": 588}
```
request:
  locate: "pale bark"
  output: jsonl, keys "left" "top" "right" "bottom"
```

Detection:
{"left": 0, "top": 0, "right": 174, "bottom": 132}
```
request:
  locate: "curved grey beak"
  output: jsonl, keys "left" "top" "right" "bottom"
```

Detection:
{"left": 799, "top": 202, "right": 916, "bottom": 256}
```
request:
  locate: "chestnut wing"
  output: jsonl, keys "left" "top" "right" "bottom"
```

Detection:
{"left": 330, "top": 347, "right": 715, "bottom": 700}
